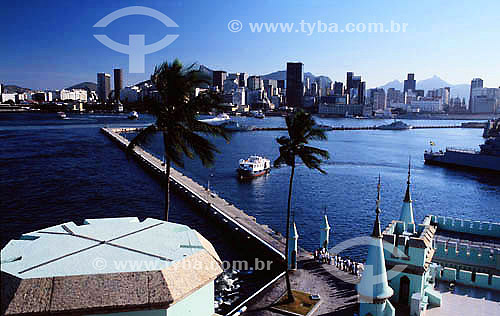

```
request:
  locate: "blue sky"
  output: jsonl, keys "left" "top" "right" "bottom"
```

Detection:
{"left": 1, "top": 0, "right": 499, "bottom": 90}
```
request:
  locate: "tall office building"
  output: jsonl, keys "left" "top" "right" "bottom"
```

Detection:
{"left": 469, "top": 78, "right": 484, "bottom": 110}
{"left": 403, "top": 73, "right": 416, "bottom": 94}
{"left": 212, "top": 71, "right": 227, "bottom": 92}
{"left": 346, "top": 72, "right": 354, "bottom": 93}
{"left": 97, "top": 73, "right": 111, "bottom": 103}
{"left": 113, "top": 69, "right": 123, "bottom": 103}
{"left": 238, "top": 73, "right": 248, "bottom": 88}
{"left": 333, "top": 81, "right": 344, "bottom": 96}
{"left": 345, "top": 72, "right": 365, "bottom": 104}
{"left": 247, "top": 76, "right": 262, "bottom": 90}
{"left": 286, "top": 62, "right": 304, "bottom": 107}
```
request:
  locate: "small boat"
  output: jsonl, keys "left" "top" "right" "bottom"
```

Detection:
{"left": 221, "top": 121, "right": 253, "bottom": 132}
{"left": 250, "top": 110, "right": 265, "bottom": 119}
{"left": 128, "top": 111, "right": 139, "bottom": 119}
{"left": 238, "top": 156, "right": 271, "bottom": 178}
{"left": 199, "top": 113, "right": 231, "bottom": 126}
{"left": 378, "top": 120, "right": 412, "bottom": 130}
{"left": 57, "top": 112, "right": 67, "bottom": 119}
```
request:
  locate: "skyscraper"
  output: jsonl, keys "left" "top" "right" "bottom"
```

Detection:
{"left": 212, "top": 71, "right": 227, "bottom": 92}
{"left": 286, "top": 62, "right": 304, "bottom": 107}
{"left": 113, "top": 69, "right": 123, "bottom": 103}
{"left": 346, "top": 72, "right": 354, "bottom": 92}
{"left": 403, "top": 73, "right": 416, "bottom": 94}
{"left": 333, "top": 81, "right": 343, "bottom": 96}
{"left": 469, "top": 78, "right": 484, "bottom": 110}
{"left": 238, "top": 72, "right": 248, "bottom": 88}
{"left": 97, "top": 73, "right": 111, "bottom": 103}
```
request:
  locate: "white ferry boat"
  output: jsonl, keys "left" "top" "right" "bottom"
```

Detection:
{"left": 237, "top": 155, "right": 271, "bottom": 178}
{"left": 57, "top": 112, "right": 67, "bottom": 119}
{"left": 378, "top": 120, "right": 412, "bottom": 130}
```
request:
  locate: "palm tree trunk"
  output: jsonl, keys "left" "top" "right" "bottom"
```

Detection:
{"left": 284, "top": 164, "right": 295, "bottom": 302}
{"left": 165, "top": 158, "right": 171, "bottom": 222}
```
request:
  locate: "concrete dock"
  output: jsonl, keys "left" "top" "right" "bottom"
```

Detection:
{"left": 101, "top": 127, "right": 286, "bottom": 262}
{"left": 101, "top": 127, "right": 361, "bottom": 315}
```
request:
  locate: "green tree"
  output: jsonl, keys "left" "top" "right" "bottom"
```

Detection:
{"left": 274, "top": 110, "right": 330, "bottom": 302}
{"left": 128, "top": 59, "right": 229, "bottom": 221}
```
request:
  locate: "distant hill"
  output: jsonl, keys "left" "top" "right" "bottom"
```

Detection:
{"left": 261, "top": 70, "right": 332, "bottom": 90}
{"left": 67, "top": 82, "right": 96, "bottom": 91}
{"left": 3, "top": 85, "right": 32, "bottom": 94}
{"left": 379, "top": 75, "right": 470, "bottom": 101}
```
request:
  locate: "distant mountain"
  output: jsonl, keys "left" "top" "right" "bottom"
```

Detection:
{"left": 379, "top": 75, "right": 470, "bottom": 101}
{"left": 416, "top": 75, "right": 449, "bottom": 91}
{"left": 261, "top": 70, "right": 332, "bottom": 90}
{"left": 378, "top": 80, "right": 403, "bottom": 91}
{"left": 67, "top": 82, "right": 96, "bottom": 91}
{"left": 3, "top": 85, "right": 32, "bottom": 94}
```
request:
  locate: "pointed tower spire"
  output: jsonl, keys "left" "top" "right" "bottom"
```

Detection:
{"left": 371, "top": 175, "right": 382, "bottom": 238}
{"left": 404, "top": 158, "right": 412, "bottom": 203}
{"left": 399, "top": 158, "right": 415, "bottom": 230}
{"left": 357, "top": 175, "right": 394, "bottom": 315}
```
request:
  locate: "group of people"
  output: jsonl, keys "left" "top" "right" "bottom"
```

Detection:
{"left": 313, "top": 248, "right": 362, "bottom": 276}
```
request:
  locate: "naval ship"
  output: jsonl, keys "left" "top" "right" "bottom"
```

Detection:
{"left": 424, "top": 118, "right": 500, "bottom": 172}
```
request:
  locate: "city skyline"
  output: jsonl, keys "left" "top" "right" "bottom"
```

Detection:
{"left": 1, "top": 0, "right": 499, "bottom": 90}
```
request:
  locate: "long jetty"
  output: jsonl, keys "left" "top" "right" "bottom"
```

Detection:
{"left": 253, "top": 124, "right": 468, "bottom": 131}
{"left": 101, "top": 127, "right": 286, "bottom": 262}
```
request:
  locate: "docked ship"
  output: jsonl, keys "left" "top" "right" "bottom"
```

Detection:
{"left": 221, "top": 121, "right": 253, "bottom": 132}
{"left": 424, "top": 121, "right": 500, "bottom": 172}
{"left": 378, "top": 120, "right": 412, "bottom": 130}
{"left": 237, "top": 155, "right": 271, "bottom": 178}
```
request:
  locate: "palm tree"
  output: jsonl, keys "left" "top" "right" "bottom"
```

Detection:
{"left": 127, "top": 59, "right": 229, "bottom": 221}
{"left": 274, "top": 110, "right": 330, "bottom": 302}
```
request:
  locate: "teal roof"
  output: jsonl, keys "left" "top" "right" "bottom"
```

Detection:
{"left": 1, "top": 217, "right": 216, "bottom": 279}
{"left": 357, "top": 236, "right": 394, "bottom": 300}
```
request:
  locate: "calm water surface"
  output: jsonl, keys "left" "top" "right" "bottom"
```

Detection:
{"left": 1, "top": 112, "right": 499, "bottom": 263}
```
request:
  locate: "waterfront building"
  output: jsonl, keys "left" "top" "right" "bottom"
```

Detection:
{"left": 1, "top": 217, "right": 223, "bottom": 316}
{"left": 2, "top": 93, "right": 18, "bottom": 103}
{"left": 404, "top": 73, "right": 416, "bottom": 94}
{"left": 60, "top": 89, "right": 88, "bottom": 102}
{"left": 212, "top": 70, "right": 227, "bottom": 92}
{"left": 286, "top": 62, "right": 304, "bottom": 107}
{"left": 357, "top": 178, "right": 395, "bottom": 316}
{"left": 470, "top": 87, "right": 500, "bottom": 113}
{"left": 113, "top": 68, "right": 123, "bottom": 103}
{"left": 410, "top": 98, "right": 443, "bottom": 113}
{"left": 97, "top": 72, "right": 111, "bottom": 103}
